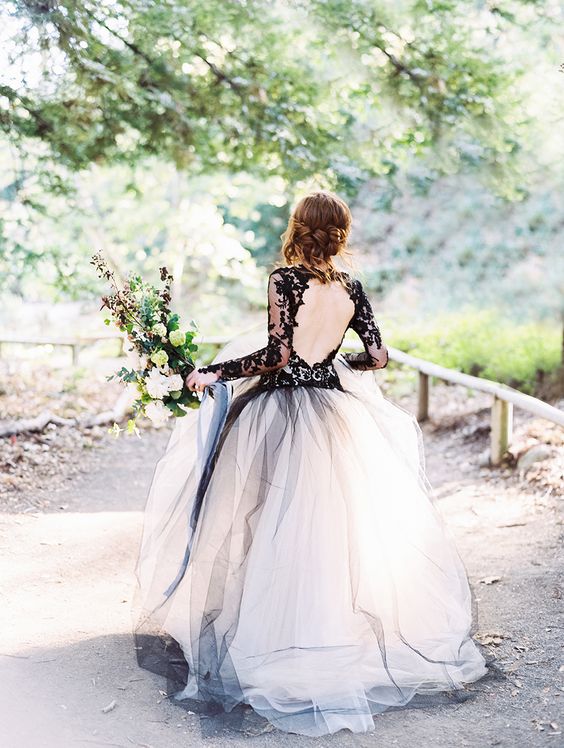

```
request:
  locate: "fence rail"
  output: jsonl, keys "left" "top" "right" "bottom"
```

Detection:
{"left": 379, "top": 343, "right": 564, "bottom": 464}
{"left": 0, "top": 334, "right": 124, "bottom": 365}
{"left": 1, "top": 331, "right": 562, "bottom": 466}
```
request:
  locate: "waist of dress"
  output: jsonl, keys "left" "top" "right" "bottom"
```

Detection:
{"left": 258, "top": 358, "right": 343, "bottom": 390}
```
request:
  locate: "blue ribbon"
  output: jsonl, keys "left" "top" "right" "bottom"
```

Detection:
{"left": 163, "top": 381, "right": 231, "bottom": 598}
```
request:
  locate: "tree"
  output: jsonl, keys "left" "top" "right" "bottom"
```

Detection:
{"left": 1, "top": 0, "right": 561, "bottom": 303}
{"left": 1, "top": 0, "right": 548, "bottom": 189}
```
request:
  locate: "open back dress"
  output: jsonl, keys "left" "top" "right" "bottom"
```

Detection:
{"left": 133, "top": 263, "right": 488, "bottom": 737}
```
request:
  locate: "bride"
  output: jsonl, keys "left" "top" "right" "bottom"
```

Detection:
{"left": 133, "top": 190, "right": 488, "bottom": 737}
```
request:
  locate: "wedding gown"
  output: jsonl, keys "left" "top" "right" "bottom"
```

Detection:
{"left": 132, "top": 264, "right": 488, "bottom": 737}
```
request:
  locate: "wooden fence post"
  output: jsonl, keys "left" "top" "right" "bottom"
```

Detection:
{"left": 490, "top": 396, "right": 513, "bottom": 465}
{"left": 418, "top": 372, "right": 429, "bottom": 422}
{"left": 71, "top": 344, "right": 80, "bottom": 366}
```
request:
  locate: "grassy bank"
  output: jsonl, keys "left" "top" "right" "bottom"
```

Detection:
{"left": 385, "top": 310, "right": 562, "bottom": 396}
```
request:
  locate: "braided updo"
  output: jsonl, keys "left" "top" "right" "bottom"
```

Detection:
{"left": 280, "top": 190, "right": 352, "bottom": 283}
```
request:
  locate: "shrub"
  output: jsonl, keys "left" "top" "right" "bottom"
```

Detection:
{"left": 386, "top": 309, "right": 561, "bottom": 394}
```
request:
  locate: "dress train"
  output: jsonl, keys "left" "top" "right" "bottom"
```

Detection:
{"left": 132, "top": 330, "right": 488, "bottom": 736}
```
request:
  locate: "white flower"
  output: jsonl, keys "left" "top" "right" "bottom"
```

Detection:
{"left": 144, "top": 400, "right": 172, "bottom": 428}
{"left": 150, "top": 350, "right": 168, "bottom": 367}
{"left": 152, "top": 322, "right": 167, "bottom": 337}
{"left": 145, "top": 368, "right": 170, "bottom": 399}
{"left": 169, "top": 329, "right": 186, "bottom": 347}
{"left": 166, "top": 373, "right": 183, "bottom": 392}
{"left": 126, "top": 382, "right": 142, "bottom": 400}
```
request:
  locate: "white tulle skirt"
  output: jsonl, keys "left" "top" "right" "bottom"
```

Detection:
{"left": 133, "top": 332, "right": 488, "bottom": 736}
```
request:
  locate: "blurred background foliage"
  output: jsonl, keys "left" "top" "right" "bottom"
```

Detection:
{"left": 0, "top": 0, "right": 563, "bottom": 395}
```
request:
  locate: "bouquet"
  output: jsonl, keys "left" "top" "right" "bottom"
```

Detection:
{"left": 92, "top": 253, "right": 200, "bottom": 433}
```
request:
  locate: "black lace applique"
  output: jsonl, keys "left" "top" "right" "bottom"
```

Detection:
{"left": 342, "top": 279, "right": 388, "bottom": 371}
{"left": 199, "top": 266, "right": 387, "bottom": 387}
{"left": 199, "top": 268, "right": 293, "bottom": 380}
{"left": 260, "top": 350, "right": 343, "bottom": 391}
{"left": 268, "top": 265, "right": 311, "bottom": 346}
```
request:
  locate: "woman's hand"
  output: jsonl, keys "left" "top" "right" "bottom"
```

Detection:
{"left": 185, "top": 368, "right": 220, "bottom": 393}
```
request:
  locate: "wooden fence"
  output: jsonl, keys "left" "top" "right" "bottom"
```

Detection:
{"left": 1, "top": 332, "right": 562, "bottom": 466}
{"left": 0, "top": 334, "right": 124, "bottom": 365}
{"left": 380, "top": 344, "right": 564, "bottom": 465}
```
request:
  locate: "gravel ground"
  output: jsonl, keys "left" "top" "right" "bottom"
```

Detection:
{"left": 0, "top": 383, "right": 562, "bottom": 748}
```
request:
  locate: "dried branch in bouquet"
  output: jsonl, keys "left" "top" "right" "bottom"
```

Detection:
{"left": 91, "top": 252, "right": 201, "bottom": 432}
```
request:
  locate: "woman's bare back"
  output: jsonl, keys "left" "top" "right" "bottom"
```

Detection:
{"left": 199, "top": 264, "right": 388, "bottom": 383}
{"left": 293, "top": 278, "right": 355, "bottom": 366}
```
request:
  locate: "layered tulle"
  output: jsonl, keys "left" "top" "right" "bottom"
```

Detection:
{"left": 132, "top": 332, "right": 488, "bottom": 736}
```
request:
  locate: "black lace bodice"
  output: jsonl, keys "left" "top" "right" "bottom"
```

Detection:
{"left": 199, "top": 264, "right": 388, "bottom": 389}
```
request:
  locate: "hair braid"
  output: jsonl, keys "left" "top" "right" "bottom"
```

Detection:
{"left": 280, "top": 191, "right": 353, "bottom": 283}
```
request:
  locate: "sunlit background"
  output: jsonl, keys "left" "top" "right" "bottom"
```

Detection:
{"left": 1, "top": 10, "right": 563, "bottom": 745}
{"left": 0, "top": 1, "right": 563, "bottom": 460}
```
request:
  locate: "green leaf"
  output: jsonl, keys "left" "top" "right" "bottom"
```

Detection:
{"left": 184, "top": 399, "right": 201, "bottom": 410}
{"left": 126, "top": 419, "right": 141, "bottom": 437}
{"left": 174, "top": 390, "right": 193, "bottom": 405}
{"left": 167, "top": 314, "right": 180, "bottom": 332}
{"left": 165, "top": 402, "right": 187, "bottom": 417}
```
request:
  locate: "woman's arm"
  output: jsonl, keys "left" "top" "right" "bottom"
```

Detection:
{"left": 186, "top": 269, "right": 291, "bottom": 390}
{"left": 343, "top": 279, "right": 388, "bottom": 370}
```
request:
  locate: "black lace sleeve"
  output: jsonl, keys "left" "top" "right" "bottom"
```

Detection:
{"left": 198, "top": 269, "right": 292, "bottom": 380}
{"left": 343, "top": 279, "right": 388, "bottom": 370}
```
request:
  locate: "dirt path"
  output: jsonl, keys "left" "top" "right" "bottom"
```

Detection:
{"left": 1, "top": 402, "right": 562, "bottom": 748}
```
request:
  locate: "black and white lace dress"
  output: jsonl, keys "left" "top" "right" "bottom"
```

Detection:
{"left": 198, "top": 264, "right": 388, "bottom": 389}
{"left": 133, "top": 264, "right": 488, "bottom": 737}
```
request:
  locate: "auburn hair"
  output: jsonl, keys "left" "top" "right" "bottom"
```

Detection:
{"left": 280, "top": 190, "right": 353, "bottom": 284}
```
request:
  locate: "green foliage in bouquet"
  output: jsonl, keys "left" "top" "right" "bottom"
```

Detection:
{"left": 91, "top": 252, "right": 200, "bottom": 431}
